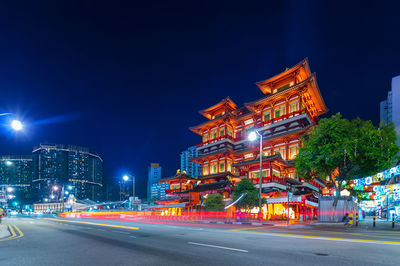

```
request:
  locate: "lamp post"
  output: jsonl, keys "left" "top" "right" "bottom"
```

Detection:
{"left": 248, "top": 130, "right": 264, "bottom": 221}
{"left": 122, "top": 174, "right": 135, "bottom": 209}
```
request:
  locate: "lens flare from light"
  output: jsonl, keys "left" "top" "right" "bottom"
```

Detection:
{"left": 11, "top": 120, "right": 23, "bottom": 131}
{"left": 248, "top": 131, "right": 257, "bottom": 141}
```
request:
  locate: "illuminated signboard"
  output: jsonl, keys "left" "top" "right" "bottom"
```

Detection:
{"left": 354, "top": 165, "right": 400, "bottom": 186}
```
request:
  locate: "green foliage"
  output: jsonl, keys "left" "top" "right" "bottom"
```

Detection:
{"left": 232, "top": 178, "right": 259, "bottom": 210}
{"left": 204, "top": 193, "right": 225, "bottom": 211}
{"left": 296, "top": 113, "right": 399, "bottom": 197}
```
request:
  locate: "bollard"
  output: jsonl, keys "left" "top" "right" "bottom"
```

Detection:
{"left": 373, "top": 215, "right": 376, "bottom": 227}
{"left": 356, "top": 213, "right": 359, "bottom": 227}
{"left": 392, "top": 216, "right": 395, "bottom": 228}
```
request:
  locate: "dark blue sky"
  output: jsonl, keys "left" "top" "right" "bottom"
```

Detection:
{"left": 0, "top": 1, "right": 399, "bottom": 199}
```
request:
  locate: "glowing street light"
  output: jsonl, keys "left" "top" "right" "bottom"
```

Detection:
{"left": 10, "top": 119, "right": 23, "bottom": 131}
{"left": 121, "top": 174, "right": 135, "bottom": 207}
{"left": 6, "top": 161, "right": 13, "bottom": 166}
{"left": 247, "top": 130, "right": 264, "bottom": 221}
{"left": 52, "top": 186, "right": 59, "bottom": 191}
{"left": 248, "top": 131, "right": 258, "bottom": 142}
{"left": 6, "top": 187, "right": 14, "bottom": 193}
{"left": 50, "top": 195, "right": 55, "bottom": 199}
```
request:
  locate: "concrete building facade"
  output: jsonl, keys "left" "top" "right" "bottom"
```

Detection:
{"left": 180, "top": 146, "right": 202, "bottom": 177}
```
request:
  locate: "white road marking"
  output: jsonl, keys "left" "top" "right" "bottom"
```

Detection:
{"left": 188, "top": 242, "right": 248, "bottom": 253}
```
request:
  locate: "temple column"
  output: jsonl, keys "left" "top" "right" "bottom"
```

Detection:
{"left": 286, "top": 99, "right": 289, "bottom": 116}
{"left": 285, "top": 139, "right": 289, "bottom": 160}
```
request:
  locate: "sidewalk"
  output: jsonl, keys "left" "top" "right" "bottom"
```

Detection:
{"left": 311, "top": 217, "right": 400, "bottom": 231}
{"left": 0, "top": 223, "right": 11, "bottom": 239}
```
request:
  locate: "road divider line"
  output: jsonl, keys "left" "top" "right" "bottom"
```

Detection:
{"left": 44, "top": 218, "right": 139, "bottom": 230}
{"left": 13, "top": 225, "right": 24, "bottom": 239}
{"left": 188, "top": 242, "right": 248, "bottom": 252}
{"left": 0, "top": 224, "right": 23, "bottom": 242}
{"left": 233, "top": 229, "right": 400, "bottom": 245}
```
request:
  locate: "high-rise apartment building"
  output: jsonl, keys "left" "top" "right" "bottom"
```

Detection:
{"left": 0, "top": 156, "right": 34, "bottom": 203}
{"left": 147, "top": 163, "right": 161, "bottom": 200}
{"left": 32, "top": 144, "right": 103, "bottom": 202}
{"left": 150, "top": 182, "right": 170, "bottom": 201}
{"left": 380, "top": 75, "right": 400, "bottom": 146}
{"left": 180, "top": 146, "right": 201, "bottom": 177}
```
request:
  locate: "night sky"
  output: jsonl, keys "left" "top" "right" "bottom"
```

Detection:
{"left": 0, "top": 1, "right": 399, "bottom": 199}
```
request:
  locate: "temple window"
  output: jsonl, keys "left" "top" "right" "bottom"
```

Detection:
{"left": 219, "top": 161, "right": 225, "bottom": 172}
{"left": 289, "top": 102, "right": 299, "bottom": 113}
{"left": 274, "top": 148, "right": 286, "bottom": 159}
{"left": 203, "top": 134, "right": 209, "bottom": 143}
{"left": 289, "top": 146, "right": 299, "bottom": 159}
{"left": 263, "top": 111, "right": 271, "bottom": 122}
{"left": 203, "top": 165, "right": 209, "bottom": 175}
{"left": 219, "top": 128, "right": 225, "bottom": 137}
{"left": 274, "top": 106, "right": 286, "bottom": 118}
{"left": 210, "top": 163, "right": 217, "bottom": 174}
{"left": 250, "top": 169, "right": 268, "bottom": 178}
{"left": 227, "top": 127, "right": 233, "bottom": 137}
{"left": 227, "top": 161, "right": 232, "bottom": 172}
{"left": 210, "top": 131, "right": 217, "bottom": 140}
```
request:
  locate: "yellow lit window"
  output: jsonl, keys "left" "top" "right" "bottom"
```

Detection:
{"left": 203, "top": 165, "right": 209, "bottom": 175}
{"left": 251, "top": 170, "right": 268, "bottom": 178}
{"left": 289, "top": 102, "right": 299, "bottom": 113}
{"left": 210, "top": 163, "right": 217, "bottom": 174}
{"left": 274, "top": 149, "right": 286, "bottom": 160}
{"left": 211, "top": 131, "right": 217, "bottom": 140}
{"left": 263, "top": 150, "right": 271, "bottom": 156}
{"left": 289, "top": 146, "right": 298, "bottom": 159}
{"left": 203, "top": 134, "right": 208, "bottom": 142}
{"left": 227, "top": 161, "right": 232, "bottom": 172}
{"left": 219, "top": 161, "right": 225, "bottom": 172}
{"left": 219, "top": 128, "right": 225, "bottom": 137}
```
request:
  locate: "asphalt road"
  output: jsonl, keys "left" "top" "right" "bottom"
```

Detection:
{"left": 1, "top": 215, "right": 400, "bottom": 266}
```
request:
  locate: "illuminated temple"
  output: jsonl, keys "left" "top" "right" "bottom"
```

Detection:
{"left": 158, "top": 59, "right": 328, "bottom": 221}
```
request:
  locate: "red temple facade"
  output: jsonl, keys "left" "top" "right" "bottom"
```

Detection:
{"left": 160, "top": 59, "right": 328, "bottom": 221}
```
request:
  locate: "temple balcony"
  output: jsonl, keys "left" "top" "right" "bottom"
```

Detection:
{"left": 252, "top": 175, "right": 321, "bottom": 192}
{"left": 252, "top": 175, "right": 294, "bottom": 190}
{"left": 253, "top": 109, "right": 312, "bottom": 139}
{"left": 196, "top": 109, "right": 312, "bottom": 155}
{"left": 196, "top": 134, "right": 238, "bottom": 148}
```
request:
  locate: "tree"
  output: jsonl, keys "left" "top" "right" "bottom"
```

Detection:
{"left": 204, "top": 193, "right": 225, "bottom": 211}
{"left": 232, "top": 178, "right": 259, "bottom": 210}
{"left": 295, "top": 113, "right": 399, "bottom": 207}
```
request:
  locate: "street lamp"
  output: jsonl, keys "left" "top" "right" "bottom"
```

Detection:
{"left": 10, "top": 120, "right": 23, "bottom": 131}
{"left": 248, "top": 130, "right": 264, "bottom": 220}
{"left": 122, "top": 174, "right": 135, "bottom": 208}
{"left": 52, "top": 186, "right": 59, "bottom": 191}
{"left": 6, "top": 187, "right": 14, "bottom": 193}
{"left": 6, "top": 161, "right": 13, "bottom": 166}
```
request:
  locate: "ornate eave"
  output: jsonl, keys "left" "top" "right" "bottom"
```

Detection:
{"left": 198, "top": 97, "right": 238, "bottom": 120}
{"left": 255, "top": 58, "right": 311, "bottom": 95}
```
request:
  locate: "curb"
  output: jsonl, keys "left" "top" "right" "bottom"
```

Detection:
{"left": 0, "top": 224, "right": 11, "bottom": 239}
